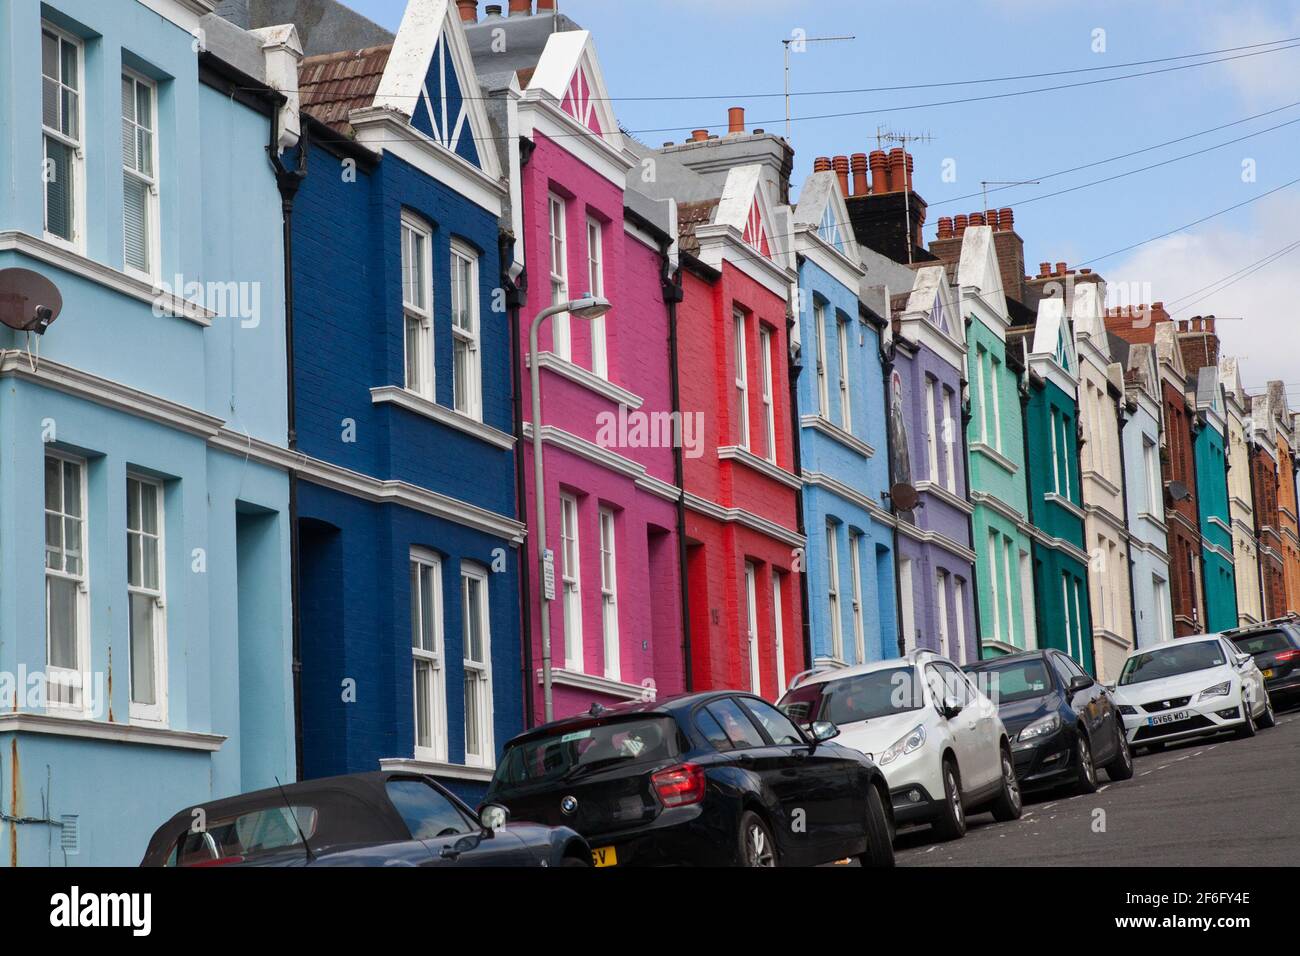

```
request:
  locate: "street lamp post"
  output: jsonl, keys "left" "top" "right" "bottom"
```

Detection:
{"left": 529, "top": 294, "right": 613, "bottom": 723}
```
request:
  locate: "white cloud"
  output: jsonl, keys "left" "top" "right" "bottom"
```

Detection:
{"left": 1201, "top": 6, "right": 1300, "bottom": 108}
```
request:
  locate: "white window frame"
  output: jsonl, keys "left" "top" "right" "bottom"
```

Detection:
{"left": 925, "top": 376, "right": 939, "bottom": 483}
{"left": 975, "top": 346, "right": 988, "bottom": 443}
{"left": 899, "top": 557, "right": 917, "bottom": 653}
{"left": 121, "top": 68, "right": 160, "bottom": 281}
{"left": 734, "top": 310, "right": 750, "bottom": 449}
{"left": 1050, "top": 407, "right": 1062, "bottom": 494}
{"left": 1154, "top": 574, "right": 1172, "bottom": 643}
{"left": 935, "top": 569, "right": 951, "bottom": 659}
{"left": 41, "top": 23, "right": 85, "bottom": 252}
{"left": 549, "top": 194, "right": 570, "bottom": 359}
{"left": 1020, "top": 547, "right": 1037, "bottom": 649}
{"left": 1003, "top": 536, "right": 1017, "bottom": 646}
{"left": 953, "top": 577, "right": 968, "bottom": 665}
{"left": 837, "top": 315, "right": 853, "bottom": 432}
{"left": 450, "top": 239, "right": 482, "bottom": 420}
{"left": 598, "top": 506, "right": 620, "bottom": 680}
{"left": 560, "top": 493, "right": 583, "bottom": 670}
{"left": 401, "top": 212, "right": 434, "bottom": 400}
{"left": 987, "top": 531, "right": 1002, "bottom": 644}
{"left": 1061, "top": 573, "right": 1074, "bottom": 658}
{"left": 127, "top": 473, "right": 167, "bottom": 725}
{"left": 44, "top": 451, "right": 90, "bottom": 713}
{"left": 411, "top": 548, "right": 447, "bottom": 763}
{"left": 990, "top": 355, "right": 1004, "bottom": 452}
{"left": 745, "top": 561, "right": 760, "bottom": 695}
{"left": 1144, "top": 436, "right": 1161, "bottom": 514}
{"left": 1060, "top": 410, "right": 1073, "bottom": 501}
{"left": 461, "top": 563, "right": 494, "bottom": 768}
{"left": 942, "top": 385, "right": 957, "bottom": 493}
{"left": 759, "top": 326, "right": 776, "bottom": 462}
{"left": 587, "top": 217, "right": 608, "bottom": 378}
{"left": 848, "top": 530, "right": 865, "bottom": 664}
{"left": 815, "top": 303, "right": 830, "bottom": 417}
{"left": 772, "top": 571, "right": 786, "bottom": 694}
{"left": 826, "top": 522, "right": 843, "bottom": 659}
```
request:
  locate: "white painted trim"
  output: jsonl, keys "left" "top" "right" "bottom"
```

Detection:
{"left": 371, "top": 386, "right": 514, "bottom": 450}
{"left": 518, "top": 98, "right": 631, "bottom": 188}
{"left": 1043, "top": 491, "right": 1087, "bottom": 521}
{"left": 1082, "top": 468, "right": 1123, "bottom": 499}
{"left": 527, "top": 351, "right": 643, "bottom": 409}
{"left": 799, "top": 414, "right": 874, "bottom": 458}
{"left": 0, "top": 712, "right": 224, "bottom": 751}
{"left": 801, "top": 471, "right": 897, "bottom": 529}
{"left": 895, "top": 520, "right": 979, "bottom": 564}
{"left": 682, "top": 492, "right": 805, "bottom": 549}
{"left": 914, "top": 480, "right": 975, "bottom": 515}
{"left": 970, "top": 441, "right": 1019, "bottom": 475}
{"left": 718, "top": 445, "right": 802, "bottom": 490}
{"left": 0, "top": 231, "right": 213, "bottom": 325}
{"left": 793, "top": 226, "right": 864, "bottom": 293}
{"left": 522, "top": 422, "right": 680, "bottom": 508}
{"left": 378, "top": 757, "right": 494, "bottom": 783}
{"left": 695, "top": 227, "right": 795, "bottom": 299}
{"left": 138, "top": 0, "right": 214, "bottom": 34}
{"left": 536, "top": 666, "right": 649, "bottom": 702}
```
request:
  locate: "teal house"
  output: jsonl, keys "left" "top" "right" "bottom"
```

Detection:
{"left": 1190, "top": 366, "right": 1238, "bottom": 631}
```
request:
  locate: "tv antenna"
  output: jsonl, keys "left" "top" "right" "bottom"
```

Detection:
{"left": 876, "top": 129, "right": 935, "bottom": 264}
{"left": 782, "top": 33, "right": 855, "bottom": 141}
{"left": 979, "top": 179, "right": 1041, "bottom": 214}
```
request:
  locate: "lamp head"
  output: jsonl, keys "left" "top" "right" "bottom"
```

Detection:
{"left": 568, "top": 294, "right": 611, "bottom": 321}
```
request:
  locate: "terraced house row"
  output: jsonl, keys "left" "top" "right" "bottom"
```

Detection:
{"left": 3, "top": 0, "right": 1299, "bottom": 864}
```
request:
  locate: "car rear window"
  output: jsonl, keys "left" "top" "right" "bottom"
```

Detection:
{"left": 168, "top": 805, "right": 318, "bottom": 866}
{"left": 493, "top": 717, "right": 680, "bottom": 789}
{"left": 1230, "top": 629, "right": 1293, "bottom": 655}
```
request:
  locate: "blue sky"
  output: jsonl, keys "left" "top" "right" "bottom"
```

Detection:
{"left": 346, "top": 0, "right": 1300, "bottom": 394}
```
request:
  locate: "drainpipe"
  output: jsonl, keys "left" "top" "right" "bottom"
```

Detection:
{"left": 502, "top": 230, "right": 535, "bottom": 728}
{"left": 960, "top": 316, "right": 984, "bottom": 658}
{"left": 786, "top": 313, "right": 813, "bottom": 676}
{"left": 1116, "top": 393, "right": 1140, "bottom": 659}
{"left": 268, "top": 100, "right": 307, "bottom": 781}
{"left": 877, "top": 324, "right": 907, "bottom": 658}
{"left": 661, "top": 257, "right": 693, "bottom": 692}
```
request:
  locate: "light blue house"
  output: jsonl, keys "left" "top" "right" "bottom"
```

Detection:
{"left": 1115, "top": 337, "right": 1176, "bottom": 649}
{"left": 0, "top": 0, "right": 299, "bottom": 865}
{"left": 791, "top": 172, "right": 896, "bottom": 670}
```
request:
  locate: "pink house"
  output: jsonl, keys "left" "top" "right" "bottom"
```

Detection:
{"left": 469, "top": 16, "right": 685, "bottom": 722}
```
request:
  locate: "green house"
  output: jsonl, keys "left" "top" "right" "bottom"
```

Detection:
{"left": 1190, "top": 366, "right": 1239, "bottom": 631}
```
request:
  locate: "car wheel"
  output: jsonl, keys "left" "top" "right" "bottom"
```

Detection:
{"left": 990, "top": 746, "right": 1023, "bottom": 822}
{"left": 1235, "top": 703, "right": 1257, "bottom": 739}
{"left": 1258, "top": 694, "right": 1277, "bottom": 729}
{"left": 1074, "top": 731, "right": 1098, "bottom": 794}
{"left": 931, "top": 758, "right": 966, "bottom": 841}
{"left": 737, "top": 811, "right": 777, "bottom": 868}
{"left": 858, "top": 784, "right": 895, "bottom": 868}
{"left": 1104, "top": 720, "right": 1135, "bottom": 781}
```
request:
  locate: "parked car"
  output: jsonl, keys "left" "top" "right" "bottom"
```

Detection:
{"left": 1225, "top": 616, "right": 1300, "bottom": 709}
{"left": 1111, "top": 634, "right": 1276, "bottom": 752}
{"left": 964, "top": 649, "right": 1133, "bottom": 794}
{"left": 479, "top": 692, "right": 895, "bottom": 867}
{"left": 140, "top": 771, "right": 590, "bottom": 867}
{"left": 778, "top": 651, "right": 1021, "bottom": 842}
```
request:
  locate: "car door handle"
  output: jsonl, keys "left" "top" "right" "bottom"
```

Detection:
{"left": 439, "top": 845, "right": 461, "bottom": 861}
{"left": 736, "top": 752, "right": 754, "bottom": 764}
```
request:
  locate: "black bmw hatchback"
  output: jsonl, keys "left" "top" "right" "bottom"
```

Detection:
{"left": 965, "top": 650, "right": 1133, "bottom": 794}
{"left": 480, "top": 691, "right": 895, "bottom": 867}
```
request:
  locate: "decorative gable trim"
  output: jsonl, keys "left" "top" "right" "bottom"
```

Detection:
{"left": 526, "top": 29, "right": 623, "bottom": 154}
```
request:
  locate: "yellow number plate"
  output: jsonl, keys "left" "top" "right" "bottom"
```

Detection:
{"left": 1262, "top": 668, "right": 1274, "bottom": 678}
{"left": 591, "top": 845, "right": 617, "bottom": 867}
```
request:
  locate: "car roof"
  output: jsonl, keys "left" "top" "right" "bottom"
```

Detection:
{"left": 502, "top": 690, "right": 758, "bottom": 747}
{"left": 964, "top": 649, "right": 1050, "bottom": 670}
{"left": 1122, "top": 634, "right": 1227, "bottom": 658}
{"left": 784, "top": 650, "right": 957, "bottom": 692}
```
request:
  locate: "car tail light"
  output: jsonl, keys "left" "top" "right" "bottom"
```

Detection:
{"left": 651, "top": 763, "right": 706, "bottom": 808}
{"left": 1274, "top": 649, "right": 1299, "bottom": 663}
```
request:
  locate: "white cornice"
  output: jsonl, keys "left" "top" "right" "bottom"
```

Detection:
{"left": 799, "top": 414, "right": 875, "bottom": 458}
{"left": 378, "top": 757, "right": 494, "bottom": 782}
{"left": 1043, "top": 491, "right": 1087, "bottom": 521}
{"left": 914, "top": 479, "right": 974, "bottom": 515}
{"left": 897, "top": 314, "right": 967, "bottom": 371}
{"left": 969, "top": 489, "right": 1030, "bottom": 532}
{"left": 0, "top": 231, "right": 213, "bottom": 325}
{"left": 970, "top": 441, "right": 1019, "bottom": 475}
{"left": 521, "top": 422, "right": 679, "bottom": 505}
{"left": 1082, "top": 468, "right": 1123, "bottom": 499}
{"left": 794, "top": 225, "right": 864, "bottom": 292}
{"left": 895, "top": 519, "right": 978, "bottom": 563}
{"left": 371, "top": 386, "right": 515, "bottom": 450}
{"left": 143, "top": 0, "right": 213, "bottom": 34}
{"left": 519, "top": 96, "right": 633, "bottom": 187}
{"left": 536, "top": 667, "right": 649, "bottom": 701}
{"left": 0, "top": 712, "right": 225, "bottom": 751}
{"left": 527, "top": 351, "right": 644, "bottom": 409}
{"left": 802, "top": 471, "right": 897, "bottom": 528}
{"left": 718, "top": 445, "right": 802, "bottom": 490}
{"left": 696, "top": 227, "right": 796, "bottom": 300}
{"left": 682, "top": 492, "right": 805, "bottom": 548}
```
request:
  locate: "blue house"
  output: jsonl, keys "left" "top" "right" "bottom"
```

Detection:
{"left": 287, "top": 0, "right": 523, "bottom": 802}
{"left": 791, "top": 172, "right": 897, "bottom": 670}
{"left": 0, "top": 0, "right": 298, "bottom": 865}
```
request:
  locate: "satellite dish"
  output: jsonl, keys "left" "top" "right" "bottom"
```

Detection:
{"left": 0, "top": 268, "right": 62, "bottom": 333}
{"left": 1167, "top": 480, "right": 1191, "bottom": 502}
{"left": 890, "top": 482, "right": 920, "bottom": 512}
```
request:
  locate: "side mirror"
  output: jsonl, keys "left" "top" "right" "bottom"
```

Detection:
{"left": 479, "top": 803, "right": 510, "bottom": 832}
{"left": 1235, "top": 653, "right": 1253, "bottom": 669}
{"left": 809, "top": 720, "right": 840, "bottom": 743}
{"left": 1067, "top": 675, "right": 1093, "bottom": 694}
{"left": 941, "top": 697, "right": 963, "bottom": 720}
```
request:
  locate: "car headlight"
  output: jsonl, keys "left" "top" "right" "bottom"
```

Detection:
{"left": 1117, "top": 704, "right": 1137, "bottom": 716}
{"left": 1197, "top": 681, "right": 1232, "bottom": 701}
{"left": 878, "top": 725, "right": 927, "bottom": 766}
{"left": 1017, "top": 713, "right": 1061, "bottom": 743}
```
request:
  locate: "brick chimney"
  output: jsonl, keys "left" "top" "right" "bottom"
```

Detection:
{"left": 840, "top": 145, "right": 932, "bottom": 264}
{"left": 662, "top": 107, "right": 795, "bottom": 204}
{"left": 1105, "top": 300, "right": 1171, "bottom": 345}
{"left": 1177, "top": 315, "right": 1221, "bottom": 376}
{"left": 928, "top": 205, "right": 1024, "bottom": 302}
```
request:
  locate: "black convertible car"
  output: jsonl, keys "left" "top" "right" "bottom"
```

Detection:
{"left": 479, "top": 691, "right": 895, "bottom": 867}
{"left": 140, "top": 771, "right": 590, "bottom": 867}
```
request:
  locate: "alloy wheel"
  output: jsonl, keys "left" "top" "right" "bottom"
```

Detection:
{"left": 947, "top": 769, "right": 962, "bottom": 821}
{"left": 745, "top": 821, "right": 775, "bottom": 867}
{"left": 1079, "top": 737, "right": 1095, "bottom": 786}
{"left": 1003, "top": 752, "right": 1022, "bottom": 812}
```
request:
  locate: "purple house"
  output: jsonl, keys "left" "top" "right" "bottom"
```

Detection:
{"left": 880, "top": 266, "right": 979, "bottom": 663}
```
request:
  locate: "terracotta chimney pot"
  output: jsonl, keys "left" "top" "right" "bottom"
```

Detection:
{"left": 691, "top": 129, "right": 708, "bottom": 142}
{"left": 999, "top": 207, "right": 1013, "bottom": 231}
{"left": 456, "top": 0, "right": 478, "bottom": 22}
{"left": 727, "top": 107, "right": 745, "bottom": 135}
{"left": 813, "top": 156, "right": 832, "bottom": 172}
{"left": 869, "top": 150, "right": 889, "bottom": 194}
{"left": 832, "top": 155, "right": 850, "bottom": 197}
{"left": 937, "top": 216, "right": 954, "bottom": 239}
{"left": 508, "top": 0, "right": 530, "bottom": 15}
{"left": 850, "top": 153, "right": 868, "bottom": 196}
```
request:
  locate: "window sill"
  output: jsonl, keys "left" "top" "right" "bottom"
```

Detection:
{"left": 526, "top": 352, "right": 644, "bottom": 410}
{"left": 970, "top": 441, "right": 1018, "bottom": 474}
{"left": 371, "top": 386, "right": 514, "bottom": 450}
{"left": 799, "top": 414, "right": 874, "bottom": 458}
{"left": 1043, "top": 492, "right": 1086, "bottom": 520}
{"left": 0, "top": 712, "right": 225, "bottom": 751}
{"left": 718, "top": 445, "right": 802, "bottom": 490}
{"left": 536, "top": 667, "right": 651, "bottom": 701}
{"left": 379, "top": 757, "right": 496, "bottom": 782}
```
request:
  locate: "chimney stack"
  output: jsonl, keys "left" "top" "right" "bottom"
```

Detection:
{"left": 727, "top": 107, "right": 745, "bottom": 135}
{"left": 456, "top": 0, "right": 478, "bottom": 21}
{"left": 850, "top": 153, "right": 868, "bottom": 196}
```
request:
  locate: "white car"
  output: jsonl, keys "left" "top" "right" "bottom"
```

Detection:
{"left": 779, "top": 650, "right": 1021, "bottom": 841}
{"left": 1112, "top": 634, "right": 1276, "bottom": 752}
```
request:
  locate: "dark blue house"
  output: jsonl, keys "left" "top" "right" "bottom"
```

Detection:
{"left": 287, "top": 0, "right": 523, "bottom": 802}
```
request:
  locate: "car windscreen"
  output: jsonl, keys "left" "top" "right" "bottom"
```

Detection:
{"left": 1229, "top": 629, "right": 1292, "bottom": 656}
{"left": 968, "top": 659, "right": 1053, "bottom": 704}
{"left": 1118, "top": 640, "right": 1226, "bottom": 686}
{"left": 781, "top": 667, "right": 922, "bottom": 725}
{"left": 493, "top": 717, "right": 680, "bottom": 790}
